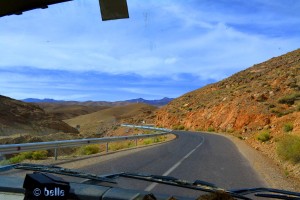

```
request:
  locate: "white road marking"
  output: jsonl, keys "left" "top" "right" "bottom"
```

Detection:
{"left": 145, "top": 135, "right": 205, "bottom": 192}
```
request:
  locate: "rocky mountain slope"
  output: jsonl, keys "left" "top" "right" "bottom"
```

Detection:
{"left": 0, "top": 95, "right": 79, "bottom": 136}
{"left": 156, "top": 49, "right": 300, "bottom": 135}
{"left": 155, "top": 49, "right": 300, "bottom": 178}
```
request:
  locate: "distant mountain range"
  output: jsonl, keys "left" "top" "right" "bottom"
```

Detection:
{"left": 22, "top": 98, "right": 63, "bottom": 103}
{"left": 22, "top": 97, "right": 174, "bottom": 107}
{"left": 121, "top": 97, "right": 174, "bottom": 106}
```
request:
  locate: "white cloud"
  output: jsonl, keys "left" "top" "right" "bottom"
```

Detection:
{"left": 0, "top": 1, "right": 300, "bottom": 100}
{"left": 164, "top": 57, "right": 178, "bottom": 65}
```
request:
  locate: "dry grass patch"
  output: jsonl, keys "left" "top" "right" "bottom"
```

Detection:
{"left": 283, "top": 122, "right": 294, "bottom": 133}
{"left": 256, "top": 130, "right": 271, "bottom": 142}
{"left": 277, "top": 135, "right": 300, "bottom": 163}
{"left": 5, "top": 150, "right": 48, "bottom": 164}
{"left": 78, "top": 144, "right": 102, "bottom": 155}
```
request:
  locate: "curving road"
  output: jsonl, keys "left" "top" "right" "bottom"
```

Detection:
{"left": 78, "top": 131, "right": 266, "bottom": 198}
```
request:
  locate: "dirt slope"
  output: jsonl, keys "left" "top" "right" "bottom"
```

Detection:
{"left": 37, "top": 103, "right": 110, "bottom": 120}
{"left": 65, "top": 103, "right": 157, "bottom": 136}
{"left": 0, "top": 95, "right": 79, "bottom": 136}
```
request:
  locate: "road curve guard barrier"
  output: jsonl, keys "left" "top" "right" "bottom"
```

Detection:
{"left": 0, "top": 125, "right": 172, "bottom": 160}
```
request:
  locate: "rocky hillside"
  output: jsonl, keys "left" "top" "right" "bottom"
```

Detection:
{"left": 0, "top": 95, "right": 79, "bottom": 136}
{"left": 156, "top": 49, "right": 300, "bottom": 136}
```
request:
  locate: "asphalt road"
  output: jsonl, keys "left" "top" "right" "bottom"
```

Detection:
{"left": 78, "top": 131, "right": 266, "bottom": 198}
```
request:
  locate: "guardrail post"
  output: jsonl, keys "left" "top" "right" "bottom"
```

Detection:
{"left": 135, "top": 139, "right": 138, "bottom": 146}
{"left": 106, "top": 142, "right": 109, "bottom": 152}
{"left": 54, "top": 148, "right": 58, "bottom": 161}
{"left": 0, "top": 153, "right": 5, "bottom": 161}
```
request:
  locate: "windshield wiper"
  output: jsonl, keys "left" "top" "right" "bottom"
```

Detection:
{"left": 104, "top": 172, "right": 300, "bottom": 200}
{"left": 103, "top": 172, "right": 251, "bottom": 200}
{"left": 232, "top": 188, "right": 300, "bottom": 200}
{"left": 0, "top": 163, "right": 116, "bottom": 184}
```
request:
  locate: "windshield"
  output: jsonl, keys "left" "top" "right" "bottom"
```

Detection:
{"left": 0, "top": 1, "right": 299, "bottom": 199}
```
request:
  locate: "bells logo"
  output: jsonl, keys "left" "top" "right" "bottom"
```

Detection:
{"left": 44, "top": 187, "right": 65, "bottom": 196}
{"left": 33, "top": 187, "right": 65, "bottom": 197}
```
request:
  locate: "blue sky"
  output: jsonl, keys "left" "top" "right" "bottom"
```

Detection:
{"left": 0, "top": 0, "right": 299, "bottom": 101}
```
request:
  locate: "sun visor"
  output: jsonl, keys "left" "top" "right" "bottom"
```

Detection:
{"left": 99, "top": 0, "right": 129, "bottom": 21}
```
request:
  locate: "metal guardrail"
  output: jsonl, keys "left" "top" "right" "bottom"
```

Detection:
{"left": 0, "top": 125, "right": 172, "bottom": 160}
{"left": 121, "top": 124, "right": 170, "bottom": 132}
